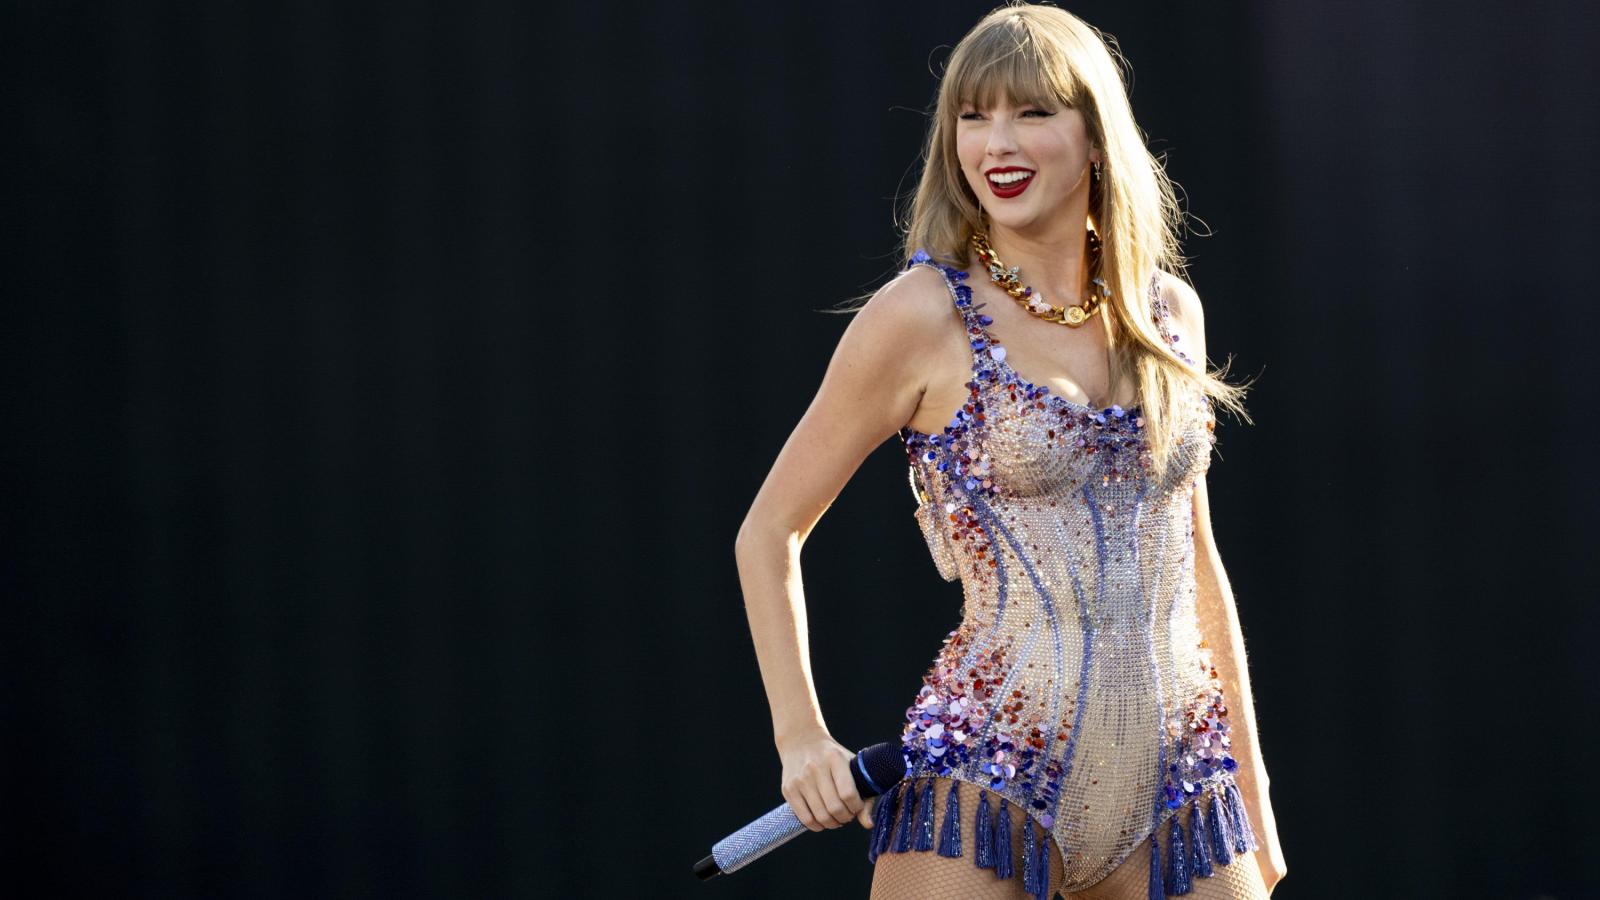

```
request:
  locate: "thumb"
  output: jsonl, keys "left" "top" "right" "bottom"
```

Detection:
{"left": 857, "top": 796, "right": 876, "bottom": 830}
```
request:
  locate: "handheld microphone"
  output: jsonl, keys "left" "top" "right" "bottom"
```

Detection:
{"left": 692, "top": 741, "right": 908, "bottom": 880}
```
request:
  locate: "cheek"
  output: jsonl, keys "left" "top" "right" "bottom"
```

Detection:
{"left": 955, "top": 133, "right": 985, "bottom": 172}
{"left": 1023, "top": 131, "right": 1073, "bottom": 163}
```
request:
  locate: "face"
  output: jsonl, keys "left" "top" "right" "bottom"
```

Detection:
{"left": 955, "top": 95, "right": 1098, "bottom": 235}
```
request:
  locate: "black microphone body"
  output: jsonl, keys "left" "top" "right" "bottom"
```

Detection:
{"left": 693, "top": 740, "right": 908, "bottom": 880}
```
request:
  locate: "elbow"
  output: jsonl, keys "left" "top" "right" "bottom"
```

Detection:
{"left": 733, "top": 514, "right": 766, "bottom": 558}
{"left": 735, "top": 514, "right": 796, "bottom": 559}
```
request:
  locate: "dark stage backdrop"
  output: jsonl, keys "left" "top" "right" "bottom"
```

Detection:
{"left": 6, "top": 1, "right": 1597, "bottom": 898}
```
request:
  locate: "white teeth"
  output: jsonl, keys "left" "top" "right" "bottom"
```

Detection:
{"left": 989, "top": 171, "right": 1033, "bottom": 185}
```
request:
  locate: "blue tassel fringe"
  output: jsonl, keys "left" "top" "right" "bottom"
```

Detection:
{"left": 866, "top": 790, "right": 886, "bottom": 863}
{"left": 913, "top": 778, "right": 936, "bottom": 851}
{"left": 975, "top": 790, "right": 995, "bottom": 869}
{"left": 1166, "top": 813, "right": 1192, "bottom": 895}
{"left": 867, "top": 781, "right": 901, "bottom": 863}
{"left": 1224, "top": 782, "right": 1258, "bottom": 854}
{"left": 888, "top": 783, "right": 910, "bottom": 860}
{"left": 1208, "top": 788, "right": 1233, "bottom": 866}
{"left": 994, "top": 799, "right": 1014, "bottom": 880}
{"left": 893, "top": 778, "right": 918, "bottom": 853}
{"left": 937, "top": 781, "right": 963, "bottom": 858}
{"left": 1189, "top": 802, "right": 1213, "bottom": 879}
{"left": 1031, "top": 829, "right": 1052, "bottom": 900}
{"left": 876, "top": 771, "right": 1222, "bottom": 896}
{"left": 1147, "top": 814, "right": 1165, "bottom": 900}
{"left": 868, "top": 776, "right": 1073, "bottom": 898}
{"left": 1022, "top": 818, "right": 1039, "bottom": 894}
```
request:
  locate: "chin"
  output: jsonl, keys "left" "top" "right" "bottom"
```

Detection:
{"left": 988, "top": 210, "right": 1046, "bottom": 231}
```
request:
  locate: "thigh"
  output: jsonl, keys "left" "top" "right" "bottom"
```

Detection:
{"left": 869, "top": 842, "right": 1028, "bottom": 900}
{"left": 870, "top": 777, "right": 1054, "bottom": 900}
{"left": 1068, "top": 823, "right": 1268, "bottom": 900}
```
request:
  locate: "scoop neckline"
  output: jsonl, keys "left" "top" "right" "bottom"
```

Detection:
{"left": 904, "top": 250, "right": 1160, "bottom": 434}
{"left": 988, "top": 355, "right": 1144, "bottom": 419}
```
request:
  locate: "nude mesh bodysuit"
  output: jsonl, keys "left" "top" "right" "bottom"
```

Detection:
{"left": 864, "top": 250, "right": 1261, "bottom": 900}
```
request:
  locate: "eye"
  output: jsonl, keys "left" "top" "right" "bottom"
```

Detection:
{"left": 1021, "top": 109, "right": 1055, "bottom": 117}
{"left": 958, "top": 111, "right": 984, "bottom": 121}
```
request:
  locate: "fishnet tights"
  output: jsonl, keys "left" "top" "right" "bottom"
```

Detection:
{"left": 868, "top": 778, "right": 1267, "bottom": 900}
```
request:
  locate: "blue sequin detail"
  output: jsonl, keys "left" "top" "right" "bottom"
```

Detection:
{"left": 884, "top": 248, "right": 1235, "bottom": 895}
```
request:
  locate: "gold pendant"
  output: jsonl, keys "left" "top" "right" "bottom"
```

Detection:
{"left": 1065, "top": 305, "right": 1087, "bottom": 325}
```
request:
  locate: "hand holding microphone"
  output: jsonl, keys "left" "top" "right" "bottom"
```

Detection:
{"left": 779, "top": 732, "right": 876, "bottom": 832}
{"left": 693, "top": 737, "right": 907, "bottom": 880}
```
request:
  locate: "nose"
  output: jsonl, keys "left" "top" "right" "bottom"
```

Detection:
{"left": 985, "top": 118, "right": 1018, "bottom": 157}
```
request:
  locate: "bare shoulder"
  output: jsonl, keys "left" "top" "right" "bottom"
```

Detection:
{"left": 832, "top": 262, "right": 962, "bottom": 372}
{"left": 1155, "top": 269, "right": 1207, "bottom": 362}
{"left": 807, "top": 262, "right": 960, "bottom": 404}
{"left": 1155, "top": 270, "right": 1205, "bottom": 331}
{"left": 853, "top": 262, "right": 959, "bottom": 338}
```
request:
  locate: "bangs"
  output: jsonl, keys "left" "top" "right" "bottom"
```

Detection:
{"left": 945, "top": 20, "right": 1082, "bottom": 112}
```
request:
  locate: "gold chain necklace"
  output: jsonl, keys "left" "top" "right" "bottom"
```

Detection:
{"left": 969, "top": 229, "right": 1109, "bottom": 327}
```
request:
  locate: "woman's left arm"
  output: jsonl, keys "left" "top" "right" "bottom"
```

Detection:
{"left": 1192, "top": 475, "right": 1286, "bottom": 892}
{"left": 1165, "top": 275, "right": 1287, "bottom": 893}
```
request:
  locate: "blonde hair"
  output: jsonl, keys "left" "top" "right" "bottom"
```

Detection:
{"left": 859, "top": 1, "right": 1252, "bottom": 480}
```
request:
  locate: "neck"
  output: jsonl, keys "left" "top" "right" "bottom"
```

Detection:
{"left": 982, "top": 217, "right": 1097, "bottom": 304}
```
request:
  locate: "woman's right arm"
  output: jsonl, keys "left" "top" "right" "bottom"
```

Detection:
{"left": 734, "top": 265, "right": 951, "bottom": 833}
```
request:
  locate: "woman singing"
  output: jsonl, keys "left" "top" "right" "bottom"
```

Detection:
{"left": 734, "top": 4, "right": 1286, "bottom": 898}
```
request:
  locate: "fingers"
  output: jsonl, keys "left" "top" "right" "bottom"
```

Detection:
{"left": 796, "top": 778, "right": 830, "bottom": 832}
{"left": 830, "top": 755, "right": 865, "bottom": 823}
{"left": 787, "top": 758, "right": 858, "bottom": 831}
{"left": 856, "top": 796, "right": 876, "bottom": 830}
{"left": 778, "top": 741, "right": 866, "bottom": 831}
{"left": 781, "top": 773, "right": 816, "bottom": 832}
{"left": 812, "top": 761, "right": 851, "bottom": 829}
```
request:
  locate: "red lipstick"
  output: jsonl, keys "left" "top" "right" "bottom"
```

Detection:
{"left": 985, "top": 166, "right": 1035, "bottom": 199}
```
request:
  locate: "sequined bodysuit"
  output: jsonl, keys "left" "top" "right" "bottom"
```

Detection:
{"left": 865, "top": 250, "right": 1259, "bottom": 900}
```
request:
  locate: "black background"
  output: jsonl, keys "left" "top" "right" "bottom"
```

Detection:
{"left": 6, "top": 1, "right": 1598, "bottom": 898}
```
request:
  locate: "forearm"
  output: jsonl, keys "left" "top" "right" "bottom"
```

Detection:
{"left": 1192, "top": 535, "right": 1278, "bottom": 844}
{"left": 1193, "top": 543, "right": 1267, "bottom": 780}
{"left": 735, "top": 520, "right": 830, "bottom": 751}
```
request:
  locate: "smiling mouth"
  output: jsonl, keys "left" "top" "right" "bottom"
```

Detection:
{"left": 988, "top": 171, "right": 1033, "bottom": 186}
{"left": 986, "top": 170, "right": 1035, "bottom": 196}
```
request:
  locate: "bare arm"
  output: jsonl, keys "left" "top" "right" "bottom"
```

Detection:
{"left": 1166, "top": 276, "right": 1287, "bottom": 892}
{"left": 734, "top": 266, "right": 953, "bottom": 831}
{"left": 1191, "top": 477, "right": 1276, "bottom": 816}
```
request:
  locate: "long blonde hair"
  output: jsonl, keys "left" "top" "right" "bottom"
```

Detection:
{"left": 874, "top": 1, "right": 1251, "bottom": 480}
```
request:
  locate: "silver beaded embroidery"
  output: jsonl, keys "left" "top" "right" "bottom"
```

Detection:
{"left": 892, "top": 253, "right": 1236, "bottom": 892}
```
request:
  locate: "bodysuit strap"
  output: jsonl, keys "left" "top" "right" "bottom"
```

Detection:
{"left": 906, "top": 249, "right": 985, "bottom": 324}
{"left": 1146, "top": 269, "right": 1198, "bottom": 368}
{"left": 907, "top": 249, "right": 1183, "bottom": 380}
{"left": 905, "top": 247, "right": 1005, "bottom": 377}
